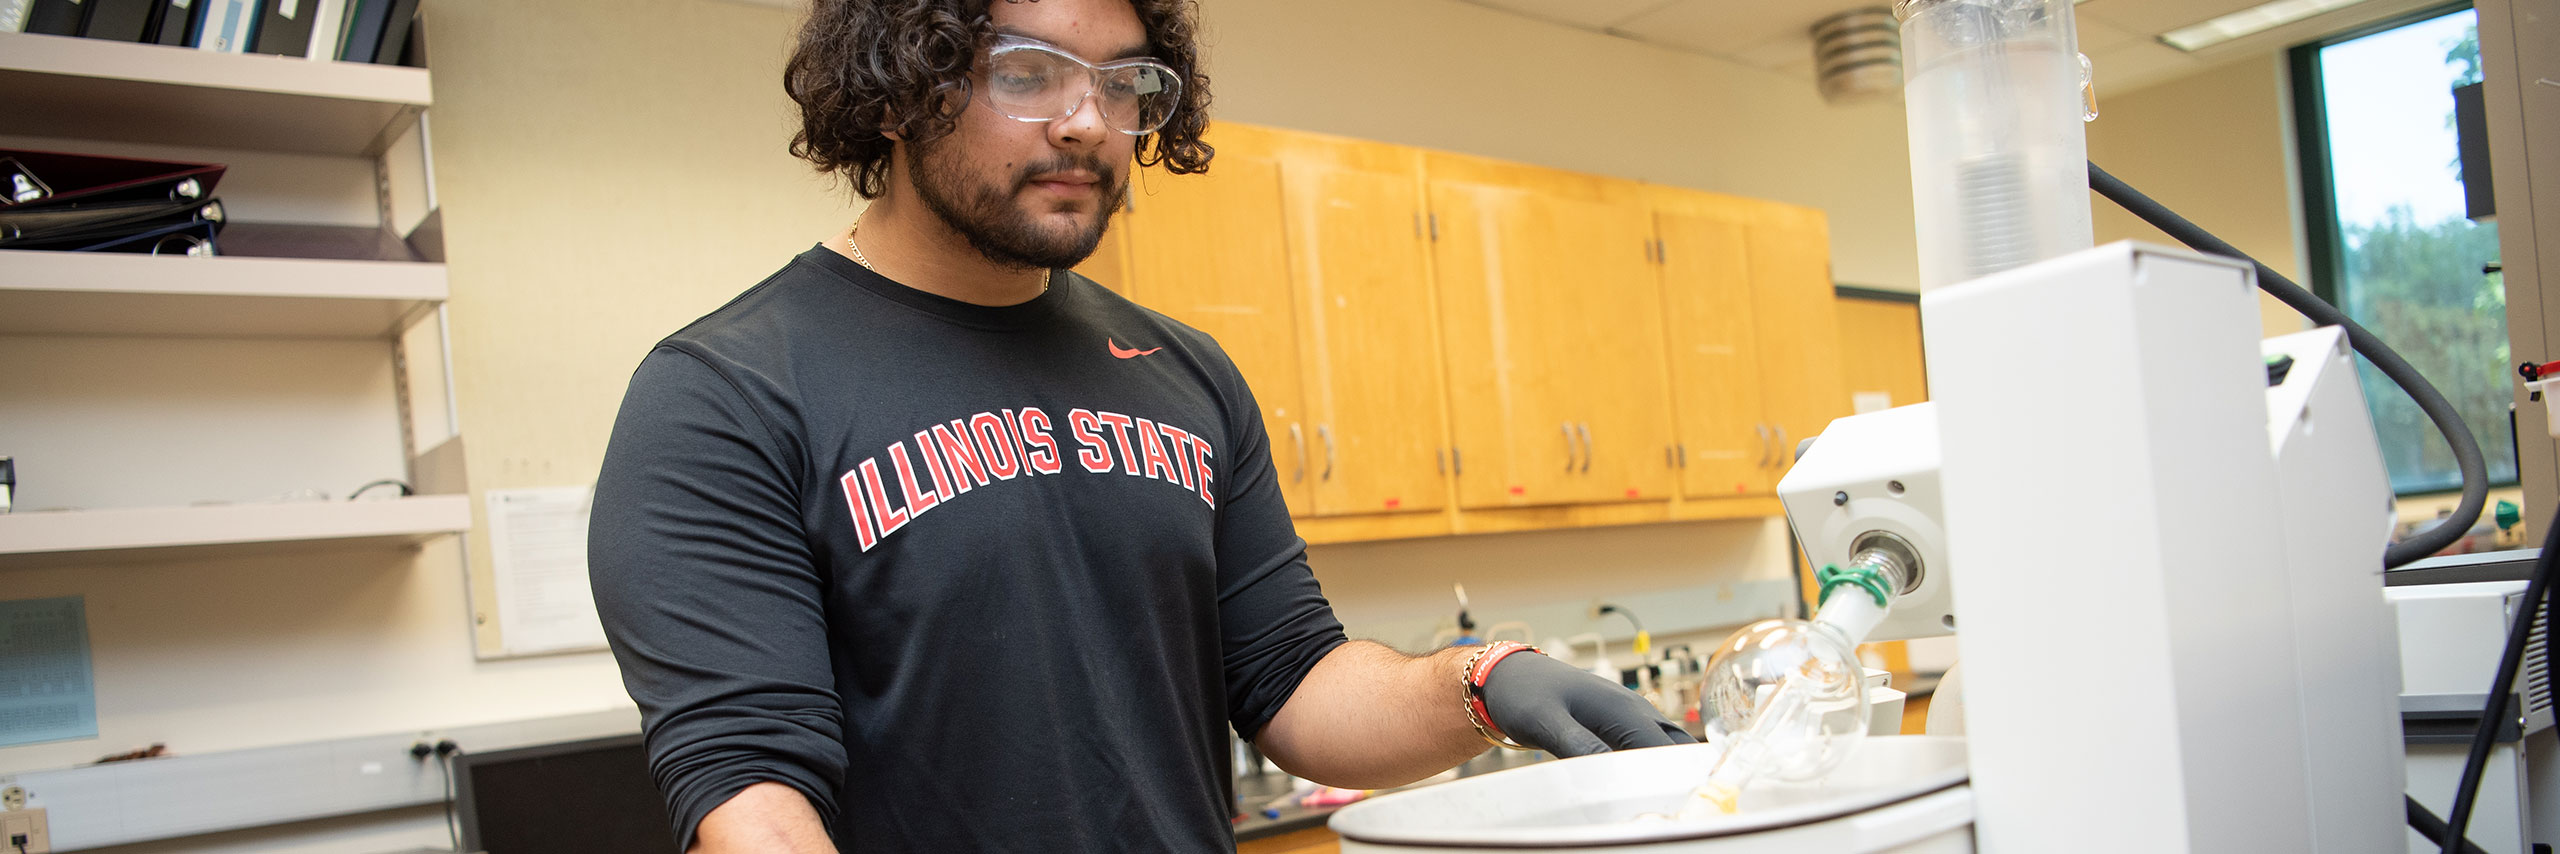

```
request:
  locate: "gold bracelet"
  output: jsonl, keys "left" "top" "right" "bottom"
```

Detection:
{"left": 1460, "top": 641, "right": 1536, "bottom": 750}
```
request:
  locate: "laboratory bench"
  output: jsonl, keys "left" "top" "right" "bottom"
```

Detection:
{"left": 362, "top": 751, "right": 1553, "bottom": 854}
{"left": 1233, "top": 747, "right": 1551, "bottom": 845}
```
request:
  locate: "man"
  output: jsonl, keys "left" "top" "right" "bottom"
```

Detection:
{"left": 587, "top": 0, "right": 1692, "bottom": 851}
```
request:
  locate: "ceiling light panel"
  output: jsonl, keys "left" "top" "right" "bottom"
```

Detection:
{"left": 2158, "top": 0, "right": 2375, "bottom": 51}
{"left": 1456, "top": 0, "right": 1679, "bottom": 31}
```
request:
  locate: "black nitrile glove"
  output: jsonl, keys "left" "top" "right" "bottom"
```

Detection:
{"left": 1480, "top": 651, "right": 1696, "bottom": 757}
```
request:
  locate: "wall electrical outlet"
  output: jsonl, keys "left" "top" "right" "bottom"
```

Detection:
{"left": 1, "top": 807, "right": 51, "bottom": 853}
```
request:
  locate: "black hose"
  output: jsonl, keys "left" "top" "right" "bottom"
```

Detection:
{"left": 2440, "top": 513, "right": 2557, "bottom": 851}
{"left": 2407, "top": 794, "right": 2492, "bottom": 854}
{"left": 2086, "top": 161, "right": 2488, "bottom": 570}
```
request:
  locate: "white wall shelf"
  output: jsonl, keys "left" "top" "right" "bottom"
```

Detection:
{"left": 0, "top": 249, "right": 446, "bottom": 338}
{"left": 0, "top": 495, "right": 471, "bottom": 569}
{"left": 0, "top": 31, "right": 432, "bottom": 156}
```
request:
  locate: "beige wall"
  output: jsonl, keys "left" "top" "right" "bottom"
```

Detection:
{"left": 2085, "top": 53, "right": 2311, "bottom": 337}
{"left": 427, "top": 0, "right": 856, "bottom": 657}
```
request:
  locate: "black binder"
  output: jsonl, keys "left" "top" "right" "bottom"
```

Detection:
{"left": 18, "top": 217, "right": 224, "bottom": 254}
{"left": 76, "top": 0, "right": 152, "bottom": 41}
{"left": 367, "top": 0, "right": 414, "bottom": 64}
{"left": 1, "top": 198, "right": 223, "bottom": 247}
{"left": 249, "top": 0, "right": 306, "bottom": 55}
{"left": 24, "top": 0, "right": 83, "bottom": 35}
{"left": 145, "top": 0, "right": 198, "bottom": 45}
{"left": 336, "top": 0, "right": 386, "bottom": 62}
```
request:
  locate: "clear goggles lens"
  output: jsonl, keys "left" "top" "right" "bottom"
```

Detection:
{"left": 981, "top": 40, "right": 1181, "bottom": 135}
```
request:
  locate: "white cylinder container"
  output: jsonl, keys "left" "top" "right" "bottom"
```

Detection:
{"left": 1329, "top": 737, "right": 1974, "bottom": 853}
{"left": 1899, "top": 0, "right": 2092, "bottom": 292}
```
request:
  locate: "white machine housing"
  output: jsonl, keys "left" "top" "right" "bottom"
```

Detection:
{"left": 1779, "top": 242, "right": 2406, "bottom": 852}
{"left": 2258, "top": 325, "right": 2412, "bottom": 854}
{"left": 2391, "top": 574, "right": 2556, "bottom": 854}
{"left": 1778, "top": 403, "right": 1953, "bottom": 643}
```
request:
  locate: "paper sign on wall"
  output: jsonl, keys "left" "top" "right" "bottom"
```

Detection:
{"left": 1853, "top": 391, "right": 1895, "bottom": 414}
{"left": 0, "top": 595, "right": 97, "bottom": 748}
{"left": 487, "top": 487, "right": 608, "bottom": 656}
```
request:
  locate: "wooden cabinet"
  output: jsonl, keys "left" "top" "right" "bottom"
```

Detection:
{"left": 1128, "top": 126, "right": 1455, "bottom": 519}
{"left": 1650, "top": 188, "right": 1849, "bottom": 498}
{"left": 1117, "top": 136, "right": 1313, "bottom": 514}
{"left": 1836, "top": 294, "right": 1930, "bottom": 410}
{"left": 1112, "top": 122, "right": 1840, "bottom": 542}
{"left": 1426, "top": 155, "right": 1676, "bottom": 509}
{"left": 1744, "top": 203, "right": 1849, "bottom": 483}
{"left": 1652, "top": 194, "right": 1774, "bottom": 499}
{"left": 1266, "top": 134, "right": 1451, "bottom": 517}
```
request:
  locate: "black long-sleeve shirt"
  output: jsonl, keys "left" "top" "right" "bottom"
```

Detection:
{"left": 588, "top": 246, "right": 1348, "bottom": 852}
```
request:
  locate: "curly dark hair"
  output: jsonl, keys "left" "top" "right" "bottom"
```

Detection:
{"left": 785, "top": 0, "right": 1214, "bottom": 199}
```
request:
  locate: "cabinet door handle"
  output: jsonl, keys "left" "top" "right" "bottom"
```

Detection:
{"left": 1289, "top": 423, "right": 1307, "bottom": 484}
{"left": 1438, "top": 447, "right": 1447, "bottom": 476}
{"left": 1678, "top": 443, "right": 1688, "bottom": 469}
{"left": 1754, "top": 424, "right": 1772, "bottom": 467}
{"left": 1319, "top": 425, "right": 1336, "bottom": 481}
{"left": 1666, "top": 444, "right": 1675, "bottom": 469}
{"left": 1453, "top": 448, "right": 1464, "bottom": 477}
{"left": 1578, "top": 422, "right": 1594, "bottom": 474}
{"left": 1771, "top": 425, "right": 1791, "bottom": 468}
{"left": 1562, "top": 422, "right": 1579, "bottom": 473}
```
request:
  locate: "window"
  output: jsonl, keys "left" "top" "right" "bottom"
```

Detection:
{"left": 2292, "top": 4, "right": 2509, "bottom": 496}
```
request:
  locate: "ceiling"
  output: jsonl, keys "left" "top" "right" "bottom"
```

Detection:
{"left": 1453, "top": 0, "right": 2452, "bottom": 95}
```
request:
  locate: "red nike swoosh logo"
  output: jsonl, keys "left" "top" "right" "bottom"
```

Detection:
{"left": 1109, "top": 339, "right": 1164, "bottom": 359}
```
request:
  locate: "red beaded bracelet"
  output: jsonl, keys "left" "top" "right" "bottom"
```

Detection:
{"left": 1461, "top": 641, "right": 1540, "bottom": 750}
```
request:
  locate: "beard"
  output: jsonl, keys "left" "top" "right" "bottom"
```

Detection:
{"left": 908, "top": 133, "right": 1125, "bottom": 271}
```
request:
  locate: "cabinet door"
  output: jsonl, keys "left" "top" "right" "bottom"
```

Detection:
{"left": 1545, "top": 194, "right": 1676, "bottom": 504}
{"left": 1283, "top": 160, "right": 1449, "bottom": 516}
{"left": 1656, "top": 207, "right": 1776, "bottom": 499}
{"left": 1836, "top": 297, "right": 1929, "bottom": 409}
{"left": 1746, "top": 206, "right": 1849, "bottom": 483}
{"left": 1429, "top": 178, "right": 1672, "bottom": 507}
{"left": 1430, "top": 180, "right": 1581, "bottom": 508}
{"left": 1122, "top": 151, "right": 1312, "bottom": 514}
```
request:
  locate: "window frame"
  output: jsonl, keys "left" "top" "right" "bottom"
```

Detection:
{"left": 2285, "top": 0, "right": 2516, "bottom": 498}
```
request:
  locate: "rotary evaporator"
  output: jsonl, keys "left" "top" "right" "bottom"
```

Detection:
{"left": 1324, "top": 0, "right": 2515, "bottom": 850}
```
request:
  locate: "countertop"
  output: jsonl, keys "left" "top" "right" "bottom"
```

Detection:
{"left": 1231, "top": 748, "right": 1552, "bottom": 841}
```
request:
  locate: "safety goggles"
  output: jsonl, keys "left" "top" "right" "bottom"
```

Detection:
{"left": 979, "top": 36, "right": 1181, "bottom": 135}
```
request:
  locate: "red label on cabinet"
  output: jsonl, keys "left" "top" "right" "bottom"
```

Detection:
{"left": 1384, "top": 498, "right": 1403, "bottom": 509}
{"left": 1626, "top": 488, "right": 1640, "bottom": 498}
{"left": 1509, "top": 486, "right": 1526, "bottom": 496}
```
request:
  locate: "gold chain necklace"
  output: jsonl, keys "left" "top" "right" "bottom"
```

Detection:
{"left": 847, "top": 221, "right": 1050, "bottom": 293}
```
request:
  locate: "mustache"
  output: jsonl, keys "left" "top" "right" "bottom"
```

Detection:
{"left": 1010, "top": 154, "right": 1119, "bottom": 193}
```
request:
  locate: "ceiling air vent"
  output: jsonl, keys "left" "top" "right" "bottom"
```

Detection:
{"left": 1812, "top": 8, "right": 1903, "bottom": 105}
